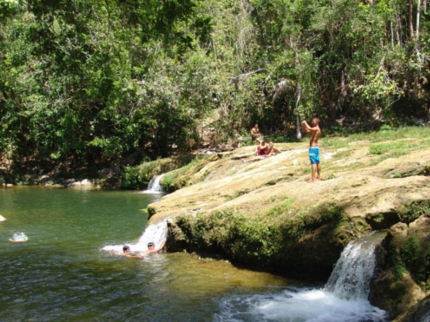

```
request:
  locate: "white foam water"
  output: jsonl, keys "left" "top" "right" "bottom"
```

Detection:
{"left": 216, "top": 287, "right": 387, "bottom": 322}
{"left": 142, "top": 174, "right": 164, "bottom": 194}
{"left": 216, "top": 233, "right": 388, "bottom": 322}
{"left": 325, "top": 235, "right": 379, "bottom": 300}
{"left": 102, "top": 220, "right": 168, "bottom": 254}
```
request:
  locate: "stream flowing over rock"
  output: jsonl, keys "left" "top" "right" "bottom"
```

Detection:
{"left": 144, "top": 141, "right": 430, "bottom": 319}
{"left": 216, "top": 232, "right": 388, "bottom": 322}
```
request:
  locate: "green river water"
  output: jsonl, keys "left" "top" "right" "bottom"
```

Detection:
{"left": 0, "top": 187, "right": 289, "bottom": 321}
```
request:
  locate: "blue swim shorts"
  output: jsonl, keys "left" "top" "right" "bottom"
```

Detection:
{"left": 309, "top": 147, "right": 320, "bottom": 164}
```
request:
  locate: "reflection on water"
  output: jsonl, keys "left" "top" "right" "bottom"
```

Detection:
{"left": 0, "top": 187, "right": 291, "bottom": 321}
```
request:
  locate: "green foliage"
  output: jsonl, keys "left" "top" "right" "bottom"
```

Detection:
{"left": 322, "top": 138, "right": 349, "bottom": 149}
{"left": 121, "top": 163, "right": 159, "bottom": 190}
{"left": 160, "top": 157, "right": 208, "bottom": 192}
{"left": 120, "top": 156, "right": 196, "bottom": 189}
{"left": 1, "top": 0, "right": 430, "bottom": 179}
{"left": 402, "top": 235, "right": 430, "bottom": 287}
{"left": 370, "top": 141, "right": 416, "bottom": 155}
{"left": 398, "top": 201, "right": 430, "bottom": 224}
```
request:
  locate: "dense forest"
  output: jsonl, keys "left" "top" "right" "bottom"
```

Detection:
{"left": 0, "top": 0, "right": 429, "bottom": 179}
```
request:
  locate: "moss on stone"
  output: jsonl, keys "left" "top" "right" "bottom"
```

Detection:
{"left": 120, "top": 155, "right": 195, "bottom": 189}
{"left": 160, "top": 157, "right": 210, "bottom": 192}
{"left": 398, "top": 200, "right": 430, "bottom": 224}
{"left": 174, "top": 202, "right": 365, "bottom": 280}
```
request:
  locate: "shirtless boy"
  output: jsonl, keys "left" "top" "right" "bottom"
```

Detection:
{"left": 301, "top": 117, "right": 322, "bottom": 182}
{"left": 251, "top": 124, "right": 261, "bottom": 142}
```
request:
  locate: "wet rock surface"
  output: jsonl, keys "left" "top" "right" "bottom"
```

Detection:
{"left": 145, "top": 140, "right": 430, "bottom": 318}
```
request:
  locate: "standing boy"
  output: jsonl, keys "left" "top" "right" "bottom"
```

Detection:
{"left": 301, "top": 117, "right": 322, "bottom": 182}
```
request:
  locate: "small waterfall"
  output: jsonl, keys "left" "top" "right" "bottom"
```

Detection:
{"left": 137, "top": 220, "right": 168, "bottom": 250}
{"left": 102, "top": 220, "right": 168, "bottom": 254}
{"left": 142, "top": 174, "right": 164, "bottom": 194}
{"left": 217, "top": 232, "right": 388, "bottom": 322}
{"left": 325, "top": 232, "right": 384, "bottom": 300}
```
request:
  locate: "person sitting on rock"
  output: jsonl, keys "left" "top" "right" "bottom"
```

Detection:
{"left": 243, "top": 140, "right": 281, "bottom": 162}
{"left": 259, "top": 140, "right": 282, "bottom": 156}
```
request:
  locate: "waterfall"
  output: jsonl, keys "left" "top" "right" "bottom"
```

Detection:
{"left": 217, "top": 232, "right": 388, "bottom": 322}
{"left": 102, "top": 220, "right": 168, "bottom": 254}
{"left": 325, "top": 232, "right": 384, "bottom": 300}
{"left": 136, "top": 220, "right": 168, "bottom": 250}
{"left": 142, "top": 174, "right": 164, "bottom": 194}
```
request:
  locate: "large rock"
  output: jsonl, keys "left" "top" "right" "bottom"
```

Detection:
{"left": 370, "top": 215, "right": 430, "bottom": 319}
{"left": 145, "top": 140, "right": 430, "bottom": 315}
{"left": 396, "top": 294, "right": 430, "bottom": 322}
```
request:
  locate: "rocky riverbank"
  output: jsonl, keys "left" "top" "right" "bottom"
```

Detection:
{"left": 145, "top": 127, "right": 430, "bottom": 319}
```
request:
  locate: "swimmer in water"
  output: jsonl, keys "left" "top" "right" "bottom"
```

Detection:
{"left": 142, "top": 238, "right": 167, "bottom": 255}
{"left": 9, "top": 232, "right": 28, "bottom": 243}
{"left": 122, "top": 245, "right": 144, "bottom": 258}
{"left": 121, "top": 238, "right": 167, "bottom": 258}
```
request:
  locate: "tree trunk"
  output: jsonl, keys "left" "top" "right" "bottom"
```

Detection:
{"left": 390, "top": 21, "right": 395, "bottom": 48}
{"left": 417, "top": 0, "right": 422, "bottom": 39}
{"left": 295, "top": 84, "right": 302, "bottom": 141}
{"left": 409, "top": 0, "right": 415, "bottom": 39}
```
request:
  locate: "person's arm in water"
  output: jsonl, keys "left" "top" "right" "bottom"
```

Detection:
{"left": 144, "top": 238, "right": 167, "bottom": 255}
{"left": 125, "top": 253, "right": 144, "bottom": 258}
{"left": 154, "top": 238, "right": 167, "bottom": 252}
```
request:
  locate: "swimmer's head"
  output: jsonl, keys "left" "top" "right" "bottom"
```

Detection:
{"left": 147, "top": 242, "right": 155, "bottom": 250}
{"left": 123, "top": 245, "right": 130, "bottom": 253}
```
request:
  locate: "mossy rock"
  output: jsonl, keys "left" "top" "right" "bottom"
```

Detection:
{"left": 370, "top": 215, "right": 430, "bottom": 318}
{"left": 120, "top": 155, "right": 196, "bottom": 190}
{"left": 396, "top": 294, "right": 430, "bottom": 322}
{"left": 172, "top": 203, "right": 370, "bottom": 281}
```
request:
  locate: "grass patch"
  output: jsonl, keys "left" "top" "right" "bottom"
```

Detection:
{"left": 368, "top": 137, "right": 430, "bottom": 165}
{"left": 321, "top": 137, "right": 349, "bottom": 149}
{"left": 369, "top": 141, "right": 418, "bottom": 155}
{"left": 227, "top": 188, "right": 252, "bottom": 200}
{"left": 266, "top": 199, "right": 296, "bottom": 217}
{"left": 346, "top": 126, "right": 430, "bottom": 143}
{"left": 326, "top": 162, "right": 367, "bottom": 172}
{"left": 370, "top": 151, "right": 409, "bottom": 165}
{"left": 333, "top": 150, "right": 351, "bottom": 159}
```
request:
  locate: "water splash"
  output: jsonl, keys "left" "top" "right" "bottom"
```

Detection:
{"left": 325, "top": 233, "right": 383, "bottom": 300}
{"left": 102, "top": 220, "right": 168, "bottom": 254}
{"left": 142, "top": 174, "right": 164, "bottom": 194}
{"left": 216, "top": 232, "right": 388, "bottom": 322}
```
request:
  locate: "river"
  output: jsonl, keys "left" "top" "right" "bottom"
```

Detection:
{"left": 0, "top": 187, "right": 290, "bottom": 321}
